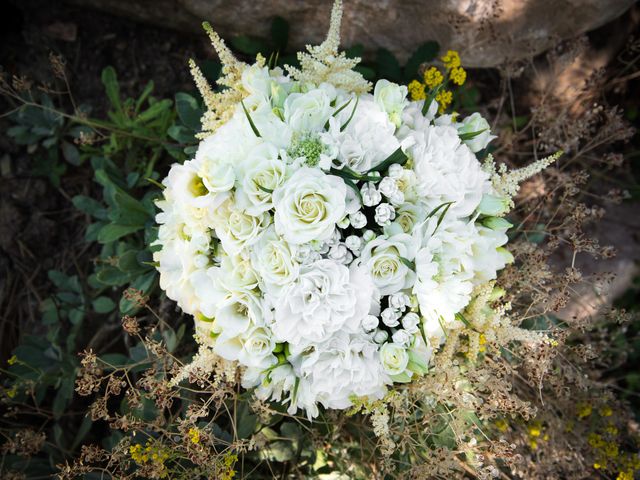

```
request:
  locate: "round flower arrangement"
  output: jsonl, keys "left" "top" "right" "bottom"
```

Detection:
{"left": 154, "top": 1, "right": 557, "bottom": 418}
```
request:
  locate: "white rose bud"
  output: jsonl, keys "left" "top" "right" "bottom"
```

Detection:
{"left": 361, "top": 182, "right": 382, "bottom": 207}
{"left": 362, "top": 229, "right": 376, "bottom": 242}
{"left": 345, "top": 235, "right": 363, "bottom": 254}
{"left": 401, "top": 312, "right": 420, "bottom": 333}
{"left": 378, "top": 176, "right": 398, "bottom": 197}
{"left": 362, "top": 315, "right": 379, "bottom": 332}
{"left": 387, "top": 163, "right": 404, "bottom": 180}
{"left": 193, "top": 254, "right": 209, "bottom": 269}
{"left": 457, "top": 112, "right": 497, "bottom": 153}
{"left": 392, "top": 329, "right": 412, "bottom": 346}
{"left": 374, "top": 203, "right": 395, "bottom": 226}
{"left": 349, "top": 211, "right": 368, "bottom": 229}
{"left": 381, "top": 307, "right": 401, "bottom": 327}
{"left": 379, "top": 342, "right": 409, "bottom": 375}
{"left": 388, "top": 293, "right": 410, "bottom": 310}
{"left": 478, "top": 194, "right": 510, "bottom": 217}
{"left": 337, "top": 216, "right": 351, "bottom": 229}
{"left": 373, "top": 330, "right": 389, "bottom": 344}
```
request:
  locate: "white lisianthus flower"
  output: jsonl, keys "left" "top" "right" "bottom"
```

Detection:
{"left": 392, "top": 329, "right": 412, "bottom": 346}
{"left": 457, "top": 112, "right": 497, "bottom": 153}
{"left": 374, "top": 79, "right": 408, "bottom": 128}
{"left": 294, "top": 332, "right": 389, "bottom": 410}
{"left": 251, "top": 226, "right": 299, "bottom": 296}
{"left": 361, "top": 182, "right": 382, "bottom": 207}
{"left": 273, "top": 259, "right": 375, "bottom": 349}
{"left": 241, "top": 64, "right": 272, "bottom": 100}
{"left": 360, "top": 233, "right": 418, "bottom": 295}
{"left": 284, "top": 87, "right": 333, "bottom": 133}
{"left": 215, "top": 291, "right": 268, "bottom": 339}
{"left": 322, "top": 95, "right": 400, "bottom": 173}
{"left": 272, "top": 167, "right": 348, "bottom": 244}
{"left": 362, "top": 315, "right": 379, "bottom": 331}
{"left": 379, "top": 342, "right": 409, "bottom": 376}
{"left": 381, "top": 307, "right": 401, "bottom": 327}
{"left": 402, "top": 312, "right": 421, "bottom": 333}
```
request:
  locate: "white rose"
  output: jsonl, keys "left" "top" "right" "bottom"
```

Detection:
{"left": 284, "top": 88, "right": 332, "bottom": 133}
{"left": 234, "top": 143, "right": 288, "bottom": 215}
{"left": 251, "top": 226, "right": 299, "bottom": 295}
{"left": 458, "top": 112, "right": 497, "bottom": 153}
{"left": 241, "top": 64, "right": 272, "bottom": 99}
{"left": 360, "top": 233, "right": 418, "bottom": 295}
{"left": 272, "top": 167, "right": 347, "bottom": 244}
{"left": 237, "top": 326, "right": 278, "bottom": 369}
{"left": 374, "top": 79, "right": 408, "bottom": 127}
{"left": 273, "top": 259, "right": 375, "bottom": 349}
{"left": 214, "top": 200, "right": 271, "bottom": 255}
{"left": 379, "top": 342, "right": 409, "bottom": 376}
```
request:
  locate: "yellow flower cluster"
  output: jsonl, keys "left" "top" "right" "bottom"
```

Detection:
{"left": 423, "top": 66, "right": 443, "bottom": 89}
{"left": 526, "top": 420, "right": 549, "bottom": 451}
{"left": 441, "top": 49, "right": 461, "bottom": 69}
{"left": 221, "top": 452, "right": 238, "bottom": 480}
{"left": 188, "top": 427, "right": 200, "bottom": 444}
{"left": 408, "top": 80, "right": 425, "bottom": 101}
{"left": 129, "top": 441, "right": 171, "bottom": 478}
{"left": 406, "top": 50, "right": 467, "bottom": 114}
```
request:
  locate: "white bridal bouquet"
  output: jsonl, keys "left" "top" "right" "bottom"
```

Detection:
{"left": 154, "top": 0, "right": 558, "bottom": 418}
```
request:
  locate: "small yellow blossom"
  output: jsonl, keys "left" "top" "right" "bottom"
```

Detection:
{"left": 423, "top": 67, "right": 444, "bottom": 89}
{"left": 528, "top": 425, "right": 542, "bottom": 438}
{"left": 188, "top": 427, "right": 200, "bottom": 444}
{"left": 577, "top": 402, "right": 593, "bottom": 419}
{"left": 599, "top": 405, "right": 613, "bottom": 417}
{"left": 408, "top": 80, "right": 426, "bottom": 100}
{"left": 6, "top": 385, "right": 17, "bottom": 398}
{"left": 7, "top": 355, "right": 17, "bottom": 365}
{"left": 441, "top": 50, "right": 461, "bottom": 69}
{"left": 494, "top": 419, "right": 508, "bottom": 432}
{"left": 449, "top": 67, "right": 467, "bottom": 86}
{"left": 606, "top": 424, "right": 619, "bottom": 436}
{"left": 594, "top": 463, "right": 602, "bottom": 470}
{"left": 435, "top": 90, "right": 453, "bottom": 113}
{"left": 588, "top": 433, "right": 605, "bottom": 449}
{"left": 529, "top": 439, "right": 538, "bottom": 450}
{"left": 617, "top": 470, "right": 634, "bottom": 480}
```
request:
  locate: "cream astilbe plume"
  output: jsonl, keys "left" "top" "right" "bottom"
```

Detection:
{"left": 286, "top": 0, "right": 371, "bottom": 94}
{"left": 484, "top": 150, "right": 563, "bottom": 209}
{"left": 190, "top": 22, "right": 253, "bottom": 138}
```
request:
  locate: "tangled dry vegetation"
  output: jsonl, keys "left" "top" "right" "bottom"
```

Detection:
{"left": 1, "top": 5, "right": 639, "bottom": 480}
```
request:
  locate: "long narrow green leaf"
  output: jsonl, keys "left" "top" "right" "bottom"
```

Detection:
{"left": 241, "top": 100, "right": 261, "bottom": 137}
{"left": 340, "top": 96, "right": 359, "bottom": 132}
{"left": 369, "top": 146, "right": 408, "bottom": 173}
{"left": 459, "top": 128, "right": 487, "bottom": 141}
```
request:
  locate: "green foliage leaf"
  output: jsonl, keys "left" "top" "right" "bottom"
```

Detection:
{"left": 231, "top": 35, "right": 269, "bottom": 56}
{"left": 101, "top": 66, "right": 122, "bottom": 113}
{"left": 376, "top": 48, "right": 402, "bottom": 82}
{"left": 175, "top": 92, "right": 203, "bottom": 132}
{"left": 270, "top": 16, "right": 289, "bottom": 52}
{"left": 97, "top": 223, "right": 142, "bottom": 243}
{"left": 92, "top": 296, "right": 116, "bottom": 314}
{"left": 404, "top": 41, "right": 440, "bottom": 81}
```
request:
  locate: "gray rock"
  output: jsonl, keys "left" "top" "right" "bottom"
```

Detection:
{"left": 70, "top": 0, "right": 635, "bottom": 67}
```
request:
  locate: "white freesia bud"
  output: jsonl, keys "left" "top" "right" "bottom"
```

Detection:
{"left": 374, "top": 203, "right": 395, "bottom": 226}
{"left": 388, "top": 293, "right": 410, "bottom": 310}
{"left": 401, "top": 312, "right": 420, "bottom": 333}
{"left": 349, "top": 211, "right": 368, "bottom": 229}
{"left": 458, "top": 112, "right": 497, "bottom": 153}
{"left": 392, "top": 329, "right": 412, "bottom": 346}
{"left": 388, "top": 190, "right": 405, "bottom": 206}
{"left": 362, "top": 315, "right": 379, "bottom": 332}
{"left": 378, "top": 176, "right": 398, "bottom": 197}
{"left": 373, "top": 330, "right": 389, "bottom": 343}
{"left": 478, "top": 194, "right": 510, "bottom": 217}
{"left": 379, "top": 342, "right": 409, "bottom": 375}
{"left": 329, "top": 244, "right": 352, "bottom": 264}
{"left": 387, "top": 163, "right": 404, "bottom": 179}
{"left": 361, "top": 182, "right": 382, "bottom": 207}
{"left": 381, "top": 307, "right": 401, "bottom": 327}
{"left": 345, "top": 235, "right": 363, "bottom": 254}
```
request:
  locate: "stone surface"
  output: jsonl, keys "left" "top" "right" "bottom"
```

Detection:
{"left": 68, "top": 0, "right": 635, "bottom": 67}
